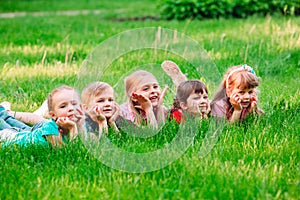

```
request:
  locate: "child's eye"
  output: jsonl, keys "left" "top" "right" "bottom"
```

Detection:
{"left": 59, "top": 105, "right": 66, "bottom": 108}
{"left": 239, "top": 91, "right": 245, "bottom": 94}
{"left": 143, "top": 87, "right": 149, "bottom": 91}
{"left": 249, "top": 91, "right": 253, "bottom": 94}
{"left": 203, "top": 96, "right": 208, "bottom": 99}
{"left": 97, "top": 99, "right": 104, "bottom": 103}
{"left": 72, "top": 102, "right": 78, "bottom": 106}
{"left": 109, "top": 98, "right": 114, "bottom": 102}
{"left": 153, "top": 85, "right": 159, "bottom": 89}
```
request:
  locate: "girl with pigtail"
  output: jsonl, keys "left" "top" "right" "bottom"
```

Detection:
{"left": 170, "top": 80, "right": 210, "bottom": 123}
{"left": 211, "top": 64, "right": 264, "bottom": 123}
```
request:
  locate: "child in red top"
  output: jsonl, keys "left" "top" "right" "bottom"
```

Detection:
{"left": 170, "top": 80, "right": 210, "bottom": 123}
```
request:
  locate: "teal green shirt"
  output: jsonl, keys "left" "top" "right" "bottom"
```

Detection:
{"left": 3, "top": 120, "right": 60, "bottom": 147}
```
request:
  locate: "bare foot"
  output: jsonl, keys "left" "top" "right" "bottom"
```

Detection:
{"left": 161, "top": 60, "right": 188, "bottom": 89}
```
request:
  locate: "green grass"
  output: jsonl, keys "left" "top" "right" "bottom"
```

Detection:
{"left": 0, "top": 0, "right": 299, "bottom": 199}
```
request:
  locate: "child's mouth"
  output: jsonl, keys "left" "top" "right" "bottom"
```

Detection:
{"left": 149, "top": 96, "right": 158, "bottom": 102}
{"left": 241, "top": 101, "right": 250, "bottom": 107}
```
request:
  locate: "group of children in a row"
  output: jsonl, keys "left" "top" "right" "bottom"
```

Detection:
{"left": 0, "top": 61, "right": 264, "bottom": 148}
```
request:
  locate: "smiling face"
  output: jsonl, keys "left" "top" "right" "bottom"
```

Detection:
{"left": 49, "top": 89, "right": 82, "bottom": 122}
{"left": 90, "top": 87, "right": 115, "bottom": 119}
{"left": 134, "top": 81, "right": 161, "bottom": 107}
{"left": 229, "top": 87, "right": 255, "bottom": 108}
{"left": 225, "top": 69, "right": 259, "bottom": 108}
{"left": 181, "top": 90, "right": 209, "bottom": 115}
{"left": 125, "top": 70, "right": 161, "bottom": 108}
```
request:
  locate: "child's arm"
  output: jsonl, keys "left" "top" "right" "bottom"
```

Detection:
{"left": 132, "top": 93, "right": 158, "bottom": 129}
{"left": 8, "top": 111, "right": 45, "bottom": 125}
{"left": 155, "top": 86, "right": 168, "bottom": 125}
{"left": 87, "top": 105, "right": 109, "bottom": 138}
{"left": 229, "top": 93, "right": 243, "bottom": 123}
{"left": 108, "top": 102, "right": 120, "bottom": 132}
{"left": 249, "top": 93, "right": 265, "bottom": 115}
{"left": 56, "top": 117, "right": 78, "bottom": 141}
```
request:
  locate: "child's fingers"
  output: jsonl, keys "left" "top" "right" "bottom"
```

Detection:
{"left": 160, "top": 85, "right": 168, "bottom": 99}
{"left": 134, "top": 105, "right": 142, "bottom": 109}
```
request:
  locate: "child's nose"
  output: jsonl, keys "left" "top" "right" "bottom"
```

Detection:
{"left": 244, "top": 93, "right": 250, "bottom": 99}
{"left": 67, "top": 104, "right": 74, "bottom": 111}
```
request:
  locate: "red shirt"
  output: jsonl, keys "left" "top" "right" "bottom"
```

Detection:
{"left": 170, "top": 109, "right": 184, "bottom": 124}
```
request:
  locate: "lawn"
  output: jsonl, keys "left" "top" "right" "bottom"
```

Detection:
{"left": 0, "top": 0, "right": 299, "bottom": 199}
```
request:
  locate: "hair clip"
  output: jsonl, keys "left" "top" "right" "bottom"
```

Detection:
{"left": 241, "top": 64, "right": 255, "bottom": 75}
{"left": 226, "top": 64, "right": 256, "bottom": 89}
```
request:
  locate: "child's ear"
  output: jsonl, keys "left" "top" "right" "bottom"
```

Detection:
{"left": 180, "top": 102, "right": 188, "bottom": 111}
{"left": 226, "top": 88, "right": 231, "bottom": 98}
{"left": 49, "top": 111, "right": 57, "bottom": 120}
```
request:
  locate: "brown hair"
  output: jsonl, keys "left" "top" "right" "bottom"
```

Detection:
{"left": 47, "top": 85, "right": 77, "bottom": 111}
{"left": 211, "top": 65, "right": 261, "bottom": 120}
{"left": 212, "top": 65, "right": 259, "bottom": 103}
{"left": 81, "top": 82, "right": 113, "bottom": 107}
{"left": 173, "top": 80, "right": 208, "bottom": 110}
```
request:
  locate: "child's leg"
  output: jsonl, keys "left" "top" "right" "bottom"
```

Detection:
{"left": 161, "top": 60, "right": 188, "bottom": 89}
{"left": 0, "top": 118, "right": 13, "bottom": 130}
{"left": 33, "top": 100, "right": 50, "bottom": 118}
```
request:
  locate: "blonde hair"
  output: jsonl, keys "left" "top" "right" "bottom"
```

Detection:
{"left": 124, "top": 70, "right": 159, "bottom": 126}
{"left": 125, "top": 70, "right": 158, "bottom": 98}
{"left": 46, "top": 85, "right": 80, "bottom": 147}
{"left": 47, "top": 85, "right": 77, "bottom": 111}
{"left": 81, "top": 82, "right": 113, "bottom": 107}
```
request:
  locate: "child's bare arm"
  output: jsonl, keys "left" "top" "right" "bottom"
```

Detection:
{"left": 108, "top": 103, "right": 120, "bottom": 132}
{"left": 132, "top": 93, "right": 158, "bottom": 129}
{"left": 228, "top": 93, "right": 242, "bottom": 123}
{"left": 8, "top": 111, "right": 45, "bottom": 125}
{"left": 156, "top": 85, "right": 168, "bottom": 125}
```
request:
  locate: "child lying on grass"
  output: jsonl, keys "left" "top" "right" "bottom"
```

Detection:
{"left": 0, "top": 85, "right": 85, "bottom": 147}
{"left": 81, "top": 82, "right": 120, "bottom": 139}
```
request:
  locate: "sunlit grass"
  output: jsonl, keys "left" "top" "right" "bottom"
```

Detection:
{"left": 0, "top": 1, "right": 299, "bottom": 199}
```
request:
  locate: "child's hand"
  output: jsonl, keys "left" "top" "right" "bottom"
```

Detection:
{"left": 202, "top": 103, "right": 211, "bottom": 119}
{"left": 229, "top": 93, "right": 242, "bottom": 111}
{"left": 91, "top": 105, "right": 107, "bottom": 123}
{"left": 249, "top": 95, "right": 258, "bottom": 113}
{"left": 56, "top": 117, "right": 76, "bottom": 130}
{"left": 108, "top": 102, "right": 119, "bottom": 124}
{"left": 74, "top": 108, "right": 85, "bottom": 126}
{"left": 158, "top": 85, "right": 168, "bottom": 108}
{"left": 132, "top": 93, "right": 152, "bottom": 112}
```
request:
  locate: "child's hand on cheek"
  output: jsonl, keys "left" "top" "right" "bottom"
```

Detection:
{"left": 75, "top": 108, "right": 85, "bottom": 125}
{"left": 229, "top": 93, "right": 242, "bottom": 111}
{"left": 108, "top": 103, "right": 119, "bottom": 124}
{"left": 92, "top": 105, "right": 106, "bottom": 123}
{"left": 56, "top": 117, "right": 76, "bottom": 130}
{"left": 249, "top": 95, "right": 258, "bottom": 113}
{"left": 132, "top": 93, "right": 152, "bottom": 112}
